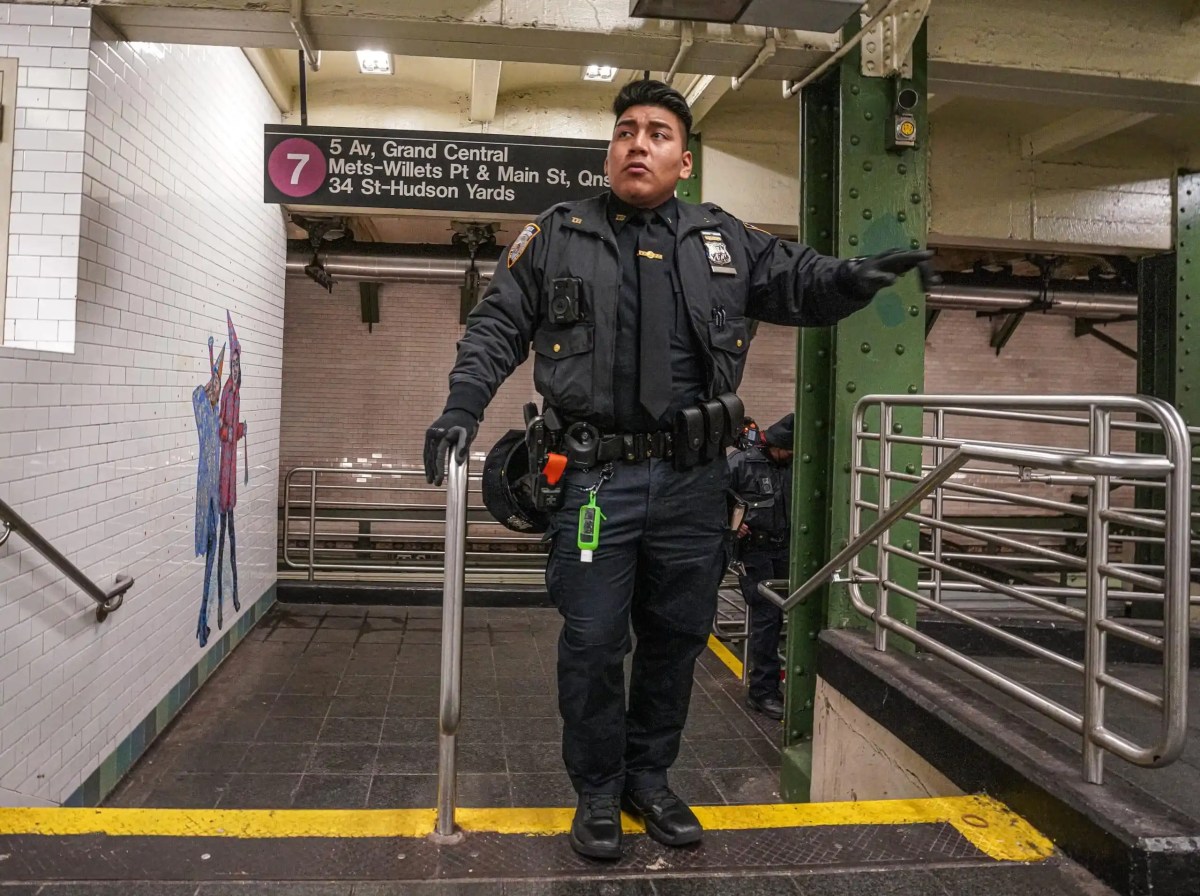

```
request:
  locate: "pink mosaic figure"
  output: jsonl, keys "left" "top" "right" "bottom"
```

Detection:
{"left": 216, "top": 311, "right": 246, "bottom": 627}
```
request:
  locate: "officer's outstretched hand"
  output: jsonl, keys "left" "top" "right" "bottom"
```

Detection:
{"left": 844, "top": 248, "right": 939, "bottom": 301}
{"left": 423, "top": 409, "right": 479, "bottom": 486}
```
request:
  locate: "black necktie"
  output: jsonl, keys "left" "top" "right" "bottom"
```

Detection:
{"left": 636, "top": 212, "right": 673, "bottom": 421}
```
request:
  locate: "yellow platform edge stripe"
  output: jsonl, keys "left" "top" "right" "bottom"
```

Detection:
{"left": 707, "top": 633, "right": 743, "bottom": 679}
{"left": 0, "top": 794, "right": 1052, "bottom": 862}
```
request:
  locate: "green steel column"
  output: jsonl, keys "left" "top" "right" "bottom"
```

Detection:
{"left": 677, "top": 133, "right": 702, "bottom": 203}
{"left": 1172, "top": 172, "right": 1200, "bottom": 427}
{"left": 781, "top": 27, "right": 930, "bottom": 801}
{"left": 1134, "top": 171, "right": 1200, "bottom": 618}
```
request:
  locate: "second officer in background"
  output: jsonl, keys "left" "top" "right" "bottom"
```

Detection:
{"left": 729, "top": 413, "right": 795, "bottom": 720}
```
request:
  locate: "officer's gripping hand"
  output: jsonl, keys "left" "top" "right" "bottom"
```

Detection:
{"left": 843, "top": 248, "right": 939, "bottom": 302}
{"left": 423, "top": 409, "right": 479, "bottom": 486}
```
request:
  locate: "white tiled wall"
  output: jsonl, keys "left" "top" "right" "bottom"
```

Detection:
{"left": 0, "top": 9, "right": 285, "bottom": 805}
{"left": 0, "top": 2, "right": 90, "bottom": 352}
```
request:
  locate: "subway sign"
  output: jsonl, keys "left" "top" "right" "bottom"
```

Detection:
{"left": 264, "top": 125, "right": 611, "bottom": 215}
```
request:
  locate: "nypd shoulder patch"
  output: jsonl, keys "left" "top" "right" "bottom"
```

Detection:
{"left": 507, "top": 223, "right": 540, "bottom": 269}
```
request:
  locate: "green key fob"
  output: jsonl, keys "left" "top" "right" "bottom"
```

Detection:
{"left": 577, "top": 491, "right": 605, "bottom": 562}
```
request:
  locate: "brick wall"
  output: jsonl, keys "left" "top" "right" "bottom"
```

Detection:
{"left": 279, "top": 277, "right": 806, "bottom": 483}
{"left": 279, "top": 288, "right": 1135, "bottom": 487}
{"left": 0, "top": 25, "right": 283, "bottom": 805}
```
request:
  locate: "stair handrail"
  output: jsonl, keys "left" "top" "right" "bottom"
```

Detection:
{"left": 759, "top": 444, "right": 1172, "bottom": 614}
{"left": 759, "top": 393, "right": 1192, "bottom": 784}
{"left": 0, "top": 496, "right": 133, "bottom": 622}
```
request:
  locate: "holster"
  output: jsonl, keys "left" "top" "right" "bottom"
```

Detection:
{"left": 525, "top": 404, "right": 565, "bottom": 512}
{"left": 672, "top": 406, "right": 705, "bottom": 472}
{"left": 672, "top": 392, "right": 745, "bottom": 471}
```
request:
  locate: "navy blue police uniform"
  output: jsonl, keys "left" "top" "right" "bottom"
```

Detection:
{"left": 728, "top": 415, "right": 794, "bottom": 716}
{"left": 438, "top": 189, "right": 878, "bottom": 848}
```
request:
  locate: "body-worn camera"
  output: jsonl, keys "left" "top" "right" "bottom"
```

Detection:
{"left": 549, "top": 277, "right": 585, "bottom": 324}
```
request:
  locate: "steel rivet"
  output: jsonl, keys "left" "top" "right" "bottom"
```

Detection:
{"left": 897, "top": 211, "right": 907, "bottom": 222}
{"left": 863, "top": 209, "right": 873, "bottom": 220}
{"left": 864, "top": 111, "right": 874, "bottom": 121}
{"left": 909, "top": 305, "right": 920, "bottom": 316}
{"left": 908, "top": 384, "right": 919, "bottom": 394}
{"left": 850, "top": 135, "right": 860, "bottom": 146}
{"left": 861, "top": 342, "right": 871, "bottom": 353}
{"left": 851, "top": 85, "right": 860, "bottom": 95}
{"left": 892, "top": 423, "right": 903, "bottom": 433}
{"left": 897, "top": 163, "right": 908, "bottom": 175}
{"left": 849, "top": 235, "right": 859, "bottom": 246}
{"left": 863, "top": 161, "right": 873, "bottom": 171}
{"left": 895, "top": 344, "right": 905, "bottom": 355}
{"left": 905, "top": 464, "right": 916, "bottom": 474}
{"left": 849, "top": 188, "right": 860, "bottom": 199}
{"left": 804, "top": 383, "right": 814, "bottom": 392}
{"left": 911, "top": 193, "right": 922, "bottom": 204}
{"left": 847, "top": 381, "right": 857, "bottom": 392}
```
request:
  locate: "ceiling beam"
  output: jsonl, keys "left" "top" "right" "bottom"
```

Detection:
{"left": 683, "top": 74, "right": 732, "bottom": 127}
{"left": 70, "top": 0, "right": 1200, "bottom": 111}
{"left": 1023, "top": 109, "right": 1156, "bottom": 159}
{"left": 469, "top": 59, "right": 502, "bottom": 123}
{"left": 243, "top": 47, "right": 292, "bottom": 113}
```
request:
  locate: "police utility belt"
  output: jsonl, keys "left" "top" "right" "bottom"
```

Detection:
{"left": 522, "top": 393, "right": 744, "bottom": 512}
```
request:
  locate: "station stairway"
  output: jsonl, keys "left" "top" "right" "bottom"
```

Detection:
{"left": 0, "top": 603, "right": 1120, "bottom": 895}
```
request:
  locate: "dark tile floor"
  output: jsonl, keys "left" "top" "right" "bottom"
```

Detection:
{"left": 106, "top": 603, "right": 784, "bottom": 810}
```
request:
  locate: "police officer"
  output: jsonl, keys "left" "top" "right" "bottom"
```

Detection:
{"left": 728, "top": 413, "right": 795, "bottom": 721}
{"left": 424, "top": 79, "right": 934, "bottom": 860}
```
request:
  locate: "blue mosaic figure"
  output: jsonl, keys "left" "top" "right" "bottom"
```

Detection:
{"left": 193, "top": 336, "right": 225, "bottom": 647}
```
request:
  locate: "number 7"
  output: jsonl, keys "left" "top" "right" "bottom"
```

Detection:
{"left": 286, "top": 152, "right": 309, "bottom": 185}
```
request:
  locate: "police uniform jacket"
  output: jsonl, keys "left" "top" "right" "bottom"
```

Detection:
{"left": 728, "top": 445, "right": 791, "bottom": 550}
{"left": 445, "top": 192, "right": 871, "bottom": 425}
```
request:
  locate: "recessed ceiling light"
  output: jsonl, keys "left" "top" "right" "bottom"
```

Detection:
{"left": 357, "top": 50, "right": 393, "bottom": 75}
{"left": 582, "top": 64, "right": 618, "bottom": 82}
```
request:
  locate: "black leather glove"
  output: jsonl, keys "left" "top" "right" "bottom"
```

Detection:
{"left": 423, "top": 408, "right": 479, "bottom": 486}
{"left": 842, "top": 248, "right": 940, "bottom": 301}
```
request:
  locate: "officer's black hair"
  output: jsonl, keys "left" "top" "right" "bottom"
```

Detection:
{"left": 612, "top": 79, "right": 692, "bottom": 143}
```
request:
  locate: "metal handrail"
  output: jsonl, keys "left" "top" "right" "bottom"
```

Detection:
{"left": 760, "top": 394, "right": 1192, "bottom": 784}
{"left": 435, "top": 449, "right": 468, "bottom": 842}
{"left": 280, "top": 465, "right": 546, "bottom": 582}
{"left": 0, "top": 496, "right": 133, "bottom": 622}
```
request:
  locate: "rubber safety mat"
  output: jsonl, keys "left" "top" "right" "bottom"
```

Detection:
{"left": 0, "top": 795, "right": 1053, "bottom": 882}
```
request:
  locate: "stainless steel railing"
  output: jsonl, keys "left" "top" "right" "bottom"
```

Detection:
{"left": 435, "top": 450, "right": 468, "bottom": 841}
{"left": 0, "top": 495, "right": 133, "bottom": 622}
{"left": 280, "top": 466, "right": 546, "bottom": 583}
{"left": 761, "top": 394, "right": 1193, "bottom": 784}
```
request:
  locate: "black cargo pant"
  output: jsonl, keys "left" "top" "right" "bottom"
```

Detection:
{"left": 545, "top": 455, "right": 729, "bottom": 796}
{"left": 737, "top": 551, "right": 789, "bottom": 701}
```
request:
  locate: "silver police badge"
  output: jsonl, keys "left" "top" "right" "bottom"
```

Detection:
{"left": 701, "top": 230, "right": 735, "bottom": 274}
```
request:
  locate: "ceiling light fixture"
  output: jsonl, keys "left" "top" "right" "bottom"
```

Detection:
{"left": 583, "top": 64, "right": 618, "bottom": 82}
{"left": 357, "top": 50, "right": 393, "bottom": 75}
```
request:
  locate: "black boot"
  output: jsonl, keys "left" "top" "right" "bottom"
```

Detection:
{"left": 621, "top": 786, "right": 702, "bottom": 847}
{"left": 570, "top": 792, "right": 622, "bottom": 859}
{"left": 746, "top": 691, "right": 784, "bottom": 721}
